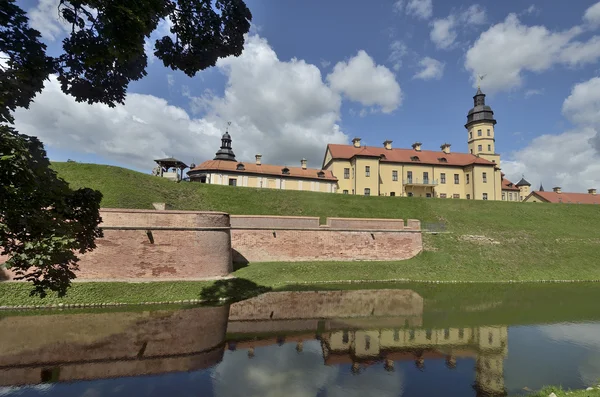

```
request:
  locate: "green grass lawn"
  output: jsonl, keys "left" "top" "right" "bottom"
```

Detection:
{"left": 48, "top": 161, "right": 600, "bottom": 284}
{"left": 519, "top": 386, "right": 600, "bottom": 397}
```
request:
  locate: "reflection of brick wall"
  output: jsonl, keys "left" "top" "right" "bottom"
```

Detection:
{"left": 1, "top": 209, "right": 232, "bottom": 281}
{"left": 231, "top": 229, "right": 422, "bottom": 262}
{"left": 229, "top": 290, "right": 424, "bottom": 321}
{"left": 0, "top": 305, "right": 230, "bottom": 386}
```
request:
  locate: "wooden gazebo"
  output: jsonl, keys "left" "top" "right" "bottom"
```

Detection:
{"left": 153, "top": 157, "right": 189, "bottom": 181}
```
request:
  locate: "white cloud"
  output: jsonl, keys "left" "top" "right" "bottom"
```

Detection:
{"left": 405, "top": 0, "right": 433, "bottom": 20}
{"left": 430, "top": 5, "right": 487, "bottom": 50}
{"left": 562, "top": 77, "right": 600, "bottom": 126}
{"left": 389, "top": 40, "right": 408, "bottom": 71}
{"left": 524, "top": 88, "right": 543, "bottom": 98}
{"left": 503, "top": 77, "right": 600, "bottom": 192}
{"left": 28, "top": 0, "right": 70, "bottom": 41}
{"left": 584, "top": 1, "right": 600, "bottom": 26}
{"left": 413, "top": 57, "right": 445, "bottom": 80}
{"left": 520, "top": 5, "right": 540, "bottom": 16}
{"left": 393, "top": 0, "right": 432, "bottom": 20}
{"left": 462, "top": 4, "right": 487, "bottom": 25}
{"left": 166, "top": 74, "right": 174, "bottom": 87}
{"left": 13, "top": 35, "right": 349, "bottom": 172}
{"left": 327, "top": 50, "right": 402, "bottom": 113}
{"left": 320, "top": 59, "right": 331, "bottom": 69}
{"left": 0, "top": 52, "right": 8, "bottom": 69}
{"left": 430, "top": 16, "right": 458, "bottom": 49}
{"left": 145, "top": 17, "right": 175, "bottom": 63}
{"left": 465, "top": 12, "right": 600, "bottom": 93}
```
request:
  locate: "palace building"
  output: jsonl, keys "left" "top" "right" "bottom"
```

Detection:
{"left": 323, "top": 87, "right": 525, "bottom": 201}
{"left": 188, "top": 88, "right": 548, "bottom": 201}
{"left": 187, "top": 130, "right": 338, "bottom": 193}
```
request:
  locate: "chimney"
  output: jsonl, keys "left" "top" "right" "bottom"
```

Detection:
{"left": 553, "top": 186, "right": 562, "bottom": 194}
{"left": 589, "top": 188, "right": 597, "bottom": 195}
{"left": 255, "top": 154, "right": 262, "bottom": 166}
{"left": 301, "top": 158, "right": 307, "bottom": 170}
{"left": 411, "top": 142, "right": 422, "bottom": 151}
{"left": 440, "top": 143, "right": 451, "bottom": 154}
{"left": 383, "top": 140, "right": 392, "bottom": 150}
{"left": 352, "top": 137, "right": 361, "bottom": 148}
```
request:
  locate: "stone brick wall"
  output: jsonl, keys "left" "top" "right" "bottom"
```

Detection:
{"left": 230, "top": 215, "right": 320, "bottom": 229}
{"left": 1, "top": 209, "right": 232, "bottom": 281}
{"left": 231, "top": 229, "right": 422, "bottom": 263}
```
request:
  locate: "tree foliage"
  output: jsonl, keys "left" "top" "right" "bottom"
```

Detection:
{"left": 0, "top": 125, "right": 103, "bottom": 297}
{"left": 0, "top": 0, "right": 251, "bottom": 296}
{"left": 0, "top": 0, "right": 252, "bottom": 120}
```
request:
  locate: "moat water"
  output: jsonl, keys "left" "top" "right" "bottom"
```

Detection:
{"left": 2, "top": 282, "right": 600, "bottom": 397}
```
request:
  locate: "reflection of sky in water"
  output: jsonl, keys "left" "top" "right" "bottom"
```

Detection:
{"left": 504, "top": 323, "right": 600, "bottom": 395}
{"left": 2, "top": 323, "right": 600, "bottom": 397}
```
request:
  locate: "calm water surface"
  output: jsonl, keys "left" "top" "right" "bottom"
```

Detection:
{"left": 2, "top": 283, "right": 600, "bottom": 397}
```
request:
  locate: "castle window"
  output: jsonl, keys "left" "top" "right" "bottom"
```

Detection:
{"left": 478, "top": 129, "right": 482, "bottom": 136}
{"left": 365, "top": 166, "right": 370, "bottom": 177}
{"left": 470, "top": 131, "right": 473, "bottom": 139}
{"left": 483, "top": 172, "right": 487, "bottom": 183}
{"left": 392, "top": 170, "right": 398, "bottom": 181}
{"left": 483, "top": 193, "right": 488, "bottom": 200}
{"left": 487, "top": 144, "right": 491, "bottom": 152}
{"left": 364, "top": 188, "right": 371, "bottom": 196}
{"left": 236, "top": 163, "right": 245, "bottom": 171}
{"left": 466, "top": 194, "right": 471, "bottom": 200}
{"left": 344, "top": 168, "right": 350, "bottom": 179}
{"left": 423, "top": 172, "right": 429, "bottom": 184}
{"left": 390, "top": 192, "right": 396, "bottom": 196}
{"left": 229, "top": 179, "right": 237, "bottom": 186}
{"left": 466, "top": 174, "right": 470, "bottom": 184}
{"left": 487, "top": 129, "right": 491, "bottom": 136}
{"left": 343, "top": 190, "right": 349, "bottom": 194}
{"left": 440, "top": 193, "right": 447, "bottom": 198}
{"left": 282, "top": 167, "right": 290, "bottom": 175}
{"left": 478, "top": 144, "right": 482, "bottom": 151}
{"left": 454, "top": 174, "right": 459, "bottom": 184}
{"left": 470, "top": 149, "right": 473, "bottom": 154}
{"left": 440, "top": 173, "right": 446, "bottom": 184}
{"left": 502, "top": 192, "right": 506, "bottom": 200}
{"left": 407, "top": 171, "right": 413, "bottom": 183}
{"left": 438, "top": 157, "right": 448, "bottom": 163}
{"left": 453, "top": 193, "right": 460, "bottom": 199}
{"left": 317, "top": 171, "right": 325, "bottom": 178}
{"left": 411, "top": 156, "right": 420, "bottom": 162}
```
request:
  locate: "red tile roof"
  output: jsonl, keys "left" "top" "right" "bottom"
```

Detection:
{"left": 189, "top": 160, "right": 337, "bottom": 181}
{"left": 501, "top": 178, "right": 521, "bottom": 191}
{"left": 325, "top": 144, "right": 496, "bottom": 167}
{"left": 529, "top": 191, "right": 600, "bottom": 204}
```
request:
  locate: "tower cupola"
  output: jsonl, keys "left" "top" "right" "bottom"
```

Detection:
{"left": 465, "top": 87, "right": 496, "bottom": 129}
{"left": 465, "top": 82, "right": 500, "bottom": 164}
{"left": 213, "top": 123, "right": 237, "bottom": 161}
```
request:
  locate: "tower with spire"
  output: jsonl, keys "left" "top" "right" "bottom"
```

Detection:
{"left": 465, "top": 78, "right": 499, "bottom": 166}
{"left": 213, "top": 122, "right": 237, "bottom": 161}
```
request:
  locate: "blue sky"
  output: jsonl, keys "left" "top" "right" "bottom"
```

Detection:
{"left": 11, "top": 0, "right": 600, "bottom": 191}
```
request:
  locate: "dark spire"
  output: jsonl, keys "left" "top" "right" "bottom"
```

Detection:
{"left": 516, "top": 175, "right": 531, "bottom": 187}
{"left": 539, "top": 183, "right": 544, "bottom": 192}
{"left": 465, "top": 87, "right": 497, "bottom": 129}
{"left": 213, "top": 122, "right": 237, "bottom": 161}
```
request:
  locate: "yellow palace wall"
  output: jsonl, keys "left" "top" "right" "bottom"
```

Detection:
{"left": 203, "top": 172, "right": 336, "bottom": 193}
{"left": 325, "top": 159, "right": 501, "bottom": 200}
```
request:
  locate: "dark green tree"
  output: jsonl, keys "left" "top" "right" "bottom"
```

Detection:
{"left": 0, "top": 0, "right": 252, "bottom": 296}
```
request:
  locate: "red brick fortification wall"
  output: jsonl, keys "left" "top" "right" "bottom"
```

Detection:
{"left": 1, "top": 209, "right": 232, "bottom": 281}
{"left": 230, "top": 216, "right": 422, "bottom": 263}
{"left": 0, "top": 305, "right": 230, "bottom": 386}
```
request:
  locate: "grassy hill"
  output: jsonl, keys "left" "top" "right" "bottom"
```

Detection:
{"left": 50, "top": 161, "right": 600, "bottom": 283}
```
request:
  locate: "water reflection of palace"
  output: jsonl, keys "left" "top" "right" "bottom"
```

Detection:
{"left": 0, "top": 289, "right": 508, "bottom": 396}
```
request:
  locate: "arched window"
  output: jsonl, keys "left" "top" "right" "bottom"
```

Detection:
{"left": 236, "top": 163, "right": 245, "bottom": 171}
{"left": 282, "top": 167, "right": 290, "bottom": 175}
{"left": 411, "top": 156, "right": 420, "bottom": 162}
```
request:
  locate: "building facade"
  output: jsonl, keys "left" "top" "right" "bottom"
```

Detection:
{"left": 322, "top": 88, "right": 529, "bottom": 201}
{"left": 524, "top": 187, "right": 599, "bottom": 204}
{"left": 187, "top": 132, "right": 338, "bottom": 193}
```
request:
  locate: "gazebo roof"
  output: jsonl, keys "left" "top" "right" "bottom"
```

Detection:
{"left": 154, "top": 157, "right": 188, "bottom": 169}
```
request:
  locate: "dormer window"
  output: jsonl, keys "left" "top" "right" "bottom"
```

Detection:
{"left": 379, "top": 154, "right": 386, "bottom": 160}
{"left": 236, "top": 163, "right": 245, "bottom": 171}
{"left": 317, "top": 171, "right": 325, "bottom": 178}
{"left": 438, "top": 157, "right": 447, "bottom": 163}
{"left": 282, "top": 167, "right": 290, "bottom": 175}
{"left": 411, "top": 156, "right": 420, "bottom": 162}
